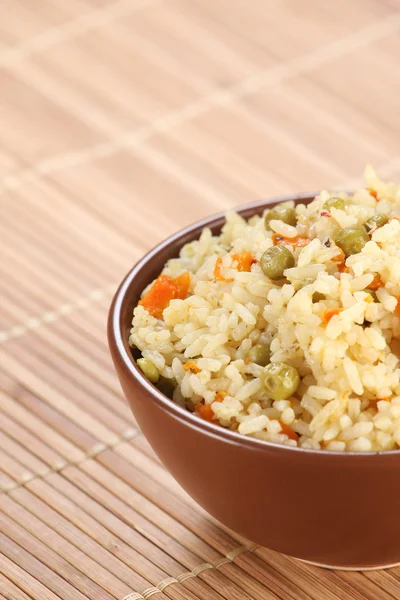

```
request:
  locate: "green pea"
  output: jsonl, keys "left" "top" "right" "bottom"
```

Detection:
{"left": 333, "top": 227, "right": 369, "bottom": 257}
{"left": 312, "top": 291, "right": 326, "bottom": 302}
{"left": 365, "top": 214, "right": 388, "bottom": 232}
{"left": 323, "top": 197, "right": 346, "bottom": 211}
{"left": 297, "top": 278, "right": 325, "bottom": 301}
{"left": 260, "top": 246, "right": 294, "bottom": 280}
{"left": 248, "top": 344, "right": 270, "bottom": 366}
{"left": 264, "top": 205, "right": 296, "bottom": 231}
{"left": 261, "top": 362, "right": 300, "bottom": 401}
{"left": 137, "top": 358, "right": 160, "bottom": 383}
{"left": 156, "top": 376, "right": 177, "bottom": 398}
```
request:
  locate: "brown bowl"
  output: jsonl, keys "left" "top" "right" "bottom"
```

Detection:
{"left": 108, "top": 193, "right": 400, "bottom": 570}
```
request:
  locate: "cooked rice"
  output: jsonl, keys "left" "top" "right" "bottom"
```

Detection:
{"left": 130, "top": 166, "right": 400, "bottom": 451}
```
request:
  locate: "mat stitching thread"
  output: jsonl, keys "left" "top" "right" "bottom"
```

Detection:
{"left": 0, "top": 284, "right": 117, "bottom": 343}
{"left": 0, "top": 427, "right": 140, "bottom": 494}
{"left": 1, "top": 13, "right": 399, "bottom": 199}
{"left": 122, "top": 544, "right": 258, "bottom": 600}
{"left": 0, "top": 0, "right": 160, "bottom": 68}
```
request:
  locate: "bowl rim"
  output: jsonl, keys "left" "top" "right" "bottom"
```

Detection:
{"left": 109, "top": 192, "right": 400, "bottom": 458}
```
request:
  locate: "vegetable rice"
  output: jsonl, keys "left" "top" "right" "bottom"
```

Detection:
{"left": 130, "top": 166, "right": 400, "bottom": 452}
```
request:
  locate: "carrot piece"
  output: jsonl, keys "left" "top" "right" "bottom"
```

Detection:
{"left": 195, "top": 403, "right": 215, "bottom": 421}
{"left": 396, "top": 298, "right": 400, "bottom": 318}
{"left": 272, "top": 233, "right": 310, "bottom": 248}
{"left": 232, "top": 251, "right": 257, "bottom": 272}
{"left": 213, "top": 257, "right": 233, "bottom": 282}
{"left": 332, "top": 248, "right": 345, "bottom": 263}
{"left": 331, "top": 248, "right": 348, "bottom": 273}
{"left": 367, "top": 276, "right": 384, "bottom": 291}
{"left": 174, "top": 272, "right": 191, "bottom": 298}
{"left": 184, "top": 362, "right": 201, "bottom": 374}
{"left": 139, "top": 272, "right": 191, "bottom": 318}
{"left": 295, "top": 237, "right": 311, "bottom": 247}
{"left": 139, "top": 275, "right": 177, "bottom": 318}
{"left": 214, "top": 257, "right": 224, "bottom": 280}
{"left": 368, "top": 188, "right": 378, "bottom": 199}
{"left": 195, "top": 391, "right": 227, "bottom": 422}
{"left": 214, "top": 252, "right": 255, "bottom": 280}
{"left": 321, "top": 307, "right": 343, "bottom": 325}
{"left": 215, "top": 390, "right": 227, "bottom": 403}
{"left": 338, "top": 263, "right": 349, "bottom": 273}
{"left": 279, "top": 421, "right": 299, "bottom": 441}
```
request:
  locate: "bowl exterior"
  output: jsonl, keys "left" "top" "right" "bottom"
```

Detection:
{"left": 108, "top": 195, "right": 400, "bottom": 569}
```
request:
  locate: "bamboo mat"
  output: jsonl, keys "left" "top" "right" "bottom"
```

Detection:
{"left": 1, "top": 0, "right": 400, "bottom": 598}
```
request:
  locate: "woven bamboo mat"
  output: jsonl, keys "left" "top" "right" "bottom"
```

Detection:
{"left": 1, "top": 0, "right": 400, "bottom": 598}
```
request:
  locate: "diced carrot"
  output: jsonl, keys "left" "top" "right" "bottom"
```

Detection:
{"left": 195, "top": 403, "right": 215, "bottom": 421}
{"left": 139, "top": 273, "right": 190, "bottom": 318}
{"left": 279, "top": 421, "right": 299, "bottom": 441}
{"left": 331, "top": 248, "right": 348, "bottom": 273}
{"left": 174, "top": 272, "right": 191, "bottom": 298}
{"left": 332, "top": 248, "right": 345, "bottom": 263}
{"left": 214, "top": 252, "right": 256, "bottom": 280}
{"left": 231, "top": 251, "right": 257, "bottom": 272}
{"left": 215, "top": 390, "right": 227, "bottom": 403}
{"left": 396, "top": 298, "right": 400, "bottom": 318}
{"left": 368, "top": 188, "right": 378, "bottom": 199}
{"left": 184, "top": 362, "right": 201, "bottom": 374}
{"left": 291, "top": 236, "right": 311, "bottom": 248}
{"left": 195, "top": 391, "right": 227, "bottom": 422}
{"left": 367, "top": 276, "right": 384, "bottom": 291}
{"left": 139, "top": 275, "right": 176, "bottom": 318}
{"left": 321, "top": 307, "right": 343, "bottom": 325}
{"left": 272, "top": 233, "right": 310, "bottom": 248}
{"left": 213, "top": 257, "right": 233, "bottom": 282}
{"left": 214, "top": 257, "right": 224, "bottom": 280}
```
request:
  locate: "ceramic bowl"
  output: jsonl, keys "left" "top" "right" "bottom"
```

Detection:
{"left": 108, "top": 193, "right": 400, "bottom": 570}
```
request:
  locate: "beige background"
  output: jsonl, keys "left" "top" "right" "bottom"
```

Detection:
{"left": 1, "top": 1, "right": 400, "bottom": 598}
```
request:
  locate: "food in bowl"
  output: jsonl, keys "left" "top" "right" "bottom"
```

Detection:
{"left": 130, "top": 166, "right": 400, "bottom": 452}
